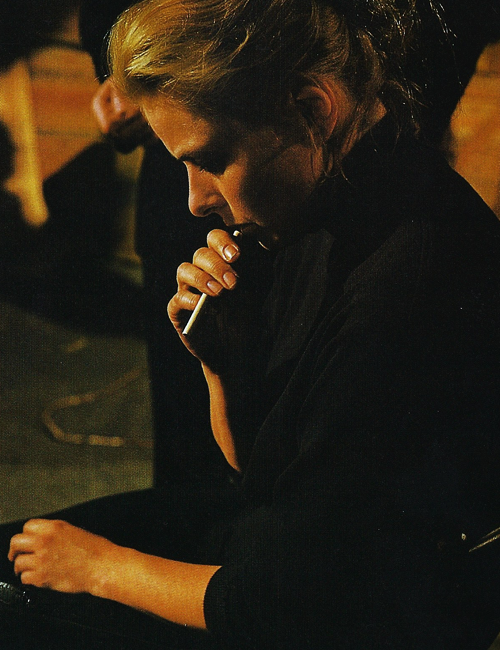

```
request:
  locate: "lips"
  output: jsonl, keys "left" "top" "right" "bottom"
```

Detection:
{"left": 235, "top": 223, "right": 262, "bottom": 237}
{"left": 232, "top": 223, "right": 279, "bottom": 251}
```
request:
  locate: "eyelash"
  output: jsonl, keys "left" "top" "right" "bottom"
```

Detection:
{"left": 196, "top": 155, "right": 227, "bottom": 175}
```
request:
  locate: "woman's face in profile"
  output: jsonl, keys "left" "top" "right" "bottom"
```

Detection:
{"left": 142, "top": 96, "right": 323, "bottom": 248}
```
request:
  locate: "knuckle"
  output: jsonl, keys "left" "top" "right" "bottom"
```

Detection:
{"left": 9, "top": 532, "right": 20, "bottom": 547}
{"left": 176, "top": 262, "right": 187, "bottom": 275}
{"left": 171, "top": 291, "right": 183, "bottom": 307}
{"left": 168, "top": 290, "right": 198, "bottom": 317}
{"left": 181, "top": 289, "right": 202, "bottom": 309}
{"left": 194, "top": 250, "right": 228, "bottom": 279}
{"left": 192, "top": 247, "right": 210, "bottom": 266}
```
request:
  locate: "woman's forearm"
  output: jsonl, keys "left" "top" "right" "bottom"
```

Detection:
{"left": 203, "top": 363, "right": 240, "bottom": 471}
{"left": 10, "top": 518, "right": 221, "bottom": 630}
{"left": 90, "top": 541, "right": 221, "bottom": 630}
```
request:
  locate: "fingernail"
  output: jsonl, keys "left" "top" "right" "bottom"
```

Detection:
{"left": 223, "top": 272, "right": 237, "bottom": 289}
{"left": 223, "top": 245, "right": 239, "bottom": 262}
{"left": 207, "top": 281, "right": 222, "bottom": 295}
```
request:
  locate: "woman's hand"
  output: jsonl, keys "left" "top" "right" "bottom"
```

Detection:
{"left": 168, "top": 227, "right": 271, "bottom": 462}
{"left": 168, "top": 228, "right": 243, "bottom": 368}
{"left": 9, "top": 519, "right": 219, "bottom": 629}
{"left": 8, "top": 519, "right": 114, "bottom": 594}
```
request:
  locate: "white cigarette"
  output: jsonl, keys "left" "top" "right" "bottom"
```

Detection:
{"left": 182, "top": 230, "right": 242, "bottom": 337}
{"left": 182, "top": 292, "right": 209, "bottom": 336}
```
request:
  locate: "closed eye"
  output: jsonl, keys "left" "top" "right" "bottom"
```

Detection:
{"left": 195, "top": 152, "right": 228, "bottom": 175}
{"left": 180, "top": 141, "right": 233, "bottom": 176}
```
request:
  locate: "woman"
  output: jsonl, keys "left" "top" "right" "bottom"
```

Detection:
{"left": 4, "top": 0, "right": 500, "bottom": 648}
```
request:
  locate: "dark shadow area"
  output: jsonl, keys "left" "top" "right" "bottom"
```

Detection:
{"left": 0, "top": 0, "right": 78, "bottom": 70}
{"left": 0, "top": 121, "right": 28, "bottom": 249}
{"left": 0, "top": 126, "right": 153, "bottom": 522}
{"left": 0, "top": 140, "right": 148, "bottom": 338}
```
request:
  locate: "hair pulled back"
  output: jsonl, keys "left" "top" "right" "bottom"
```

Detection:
{"left": 109, "top": 0, "right": 419, "bottom": 150}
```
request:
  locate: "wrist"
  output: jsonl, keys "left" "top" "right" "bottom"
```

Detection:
{"left": 87, "top": 539, "right": 130, "bottom": 600}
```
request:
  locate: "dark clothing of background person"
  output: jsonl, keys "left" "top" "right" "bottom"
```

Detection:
{"left": 0, "top": 0, "right": 75, "bottom": 70}
{"left": 1, "top": 117, "right": 500, "bottom": 649}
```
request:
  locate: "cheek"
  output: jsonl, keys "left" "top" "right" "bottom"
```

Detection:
{"left": 237, "top": 179, "right": 273, "bottom": 226}
{"left": 243, "top": 160, "right": 310, "bottom": 223}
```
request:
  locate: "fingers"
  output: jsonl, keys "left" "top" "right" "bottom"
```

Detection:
{"left": 191, "top": 250, "right": 237, "bottom": 292}
{"left": 8, "top": 519, "right": 62, "bottom": 562}
{"left": 171, "top": 248, "right": 236, "bottom": 331}
{"left": 168, "top": 229, "right": 244, "bottom": 344}
{"left": 7, "top": 520, "right": 101, "bottom": 593}
{"left": 8, "top": 533, "right": 33, "bottom": 562}
{"left": 12, "top": 553, "right": 35, "bottom": 581}
{"left": 8, "top": 519, "right": 41, "bottom": 561}
{"left": 177, "top": 230, "right": 241, "bottom": 295}
{"left": 206, "top": 229, "right": 243, "bottom": 264}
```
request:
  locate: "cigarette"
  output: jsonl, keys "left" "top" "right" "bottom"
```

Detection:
{"left": 182, "top": 292, "right": 208, "bottom": 336}
{"left": 182, "top": 230, "right": 242, "bottom": 336}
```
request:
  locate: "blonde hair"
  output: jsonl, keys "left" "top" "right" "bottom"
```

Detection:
{"left": 109, "top": 0, "right": 418, "bottom": 160}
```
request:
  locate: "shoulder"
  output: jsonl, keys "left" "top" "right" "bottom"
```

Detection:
{"left": 344, "top": 136, "right": 500, "bottom": 308}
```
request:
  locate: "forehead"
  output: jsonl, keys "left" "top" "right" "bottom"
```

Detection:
{"left": 141, "top": 96, "right": 216, "bottom": 158}
{"left": 141, "top": 94, "right": 291, "bottom": 169}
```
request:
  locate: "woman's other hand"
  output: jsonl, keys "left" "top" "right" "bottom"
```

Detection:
{"left": 8, "top": 518, "right": 114, "bottom": 594}
{"left": 9, "top": 518, "right": 219, "bottom": 628}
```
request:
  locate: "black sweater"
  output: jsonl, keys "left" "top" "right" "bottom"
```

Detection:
{"left": 203, "top": 120, "right": 500, "bottom": 649}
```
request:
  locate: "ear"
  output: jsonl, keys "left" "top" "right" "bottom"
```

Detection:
{"left": 293, "top": 80, "right": 339, "bottom": 140}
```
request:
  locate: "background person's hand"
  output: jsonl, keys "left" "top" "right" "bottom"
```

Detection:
{"left": 91, "top": 77, "right": 155, "bottom": 153}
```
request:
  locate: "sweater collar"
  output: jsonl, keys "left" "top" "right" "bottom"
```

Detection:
{"left": 263, "top": 118, "right": 421, "bottom": 379}
{"left": 309, "top": 116, "right": 418, "bottom": 247}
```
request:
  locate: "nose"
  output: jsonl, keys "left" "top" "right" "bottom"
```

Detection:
{"left": 187, "top": 168, "right": 225, "bottom": 217}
